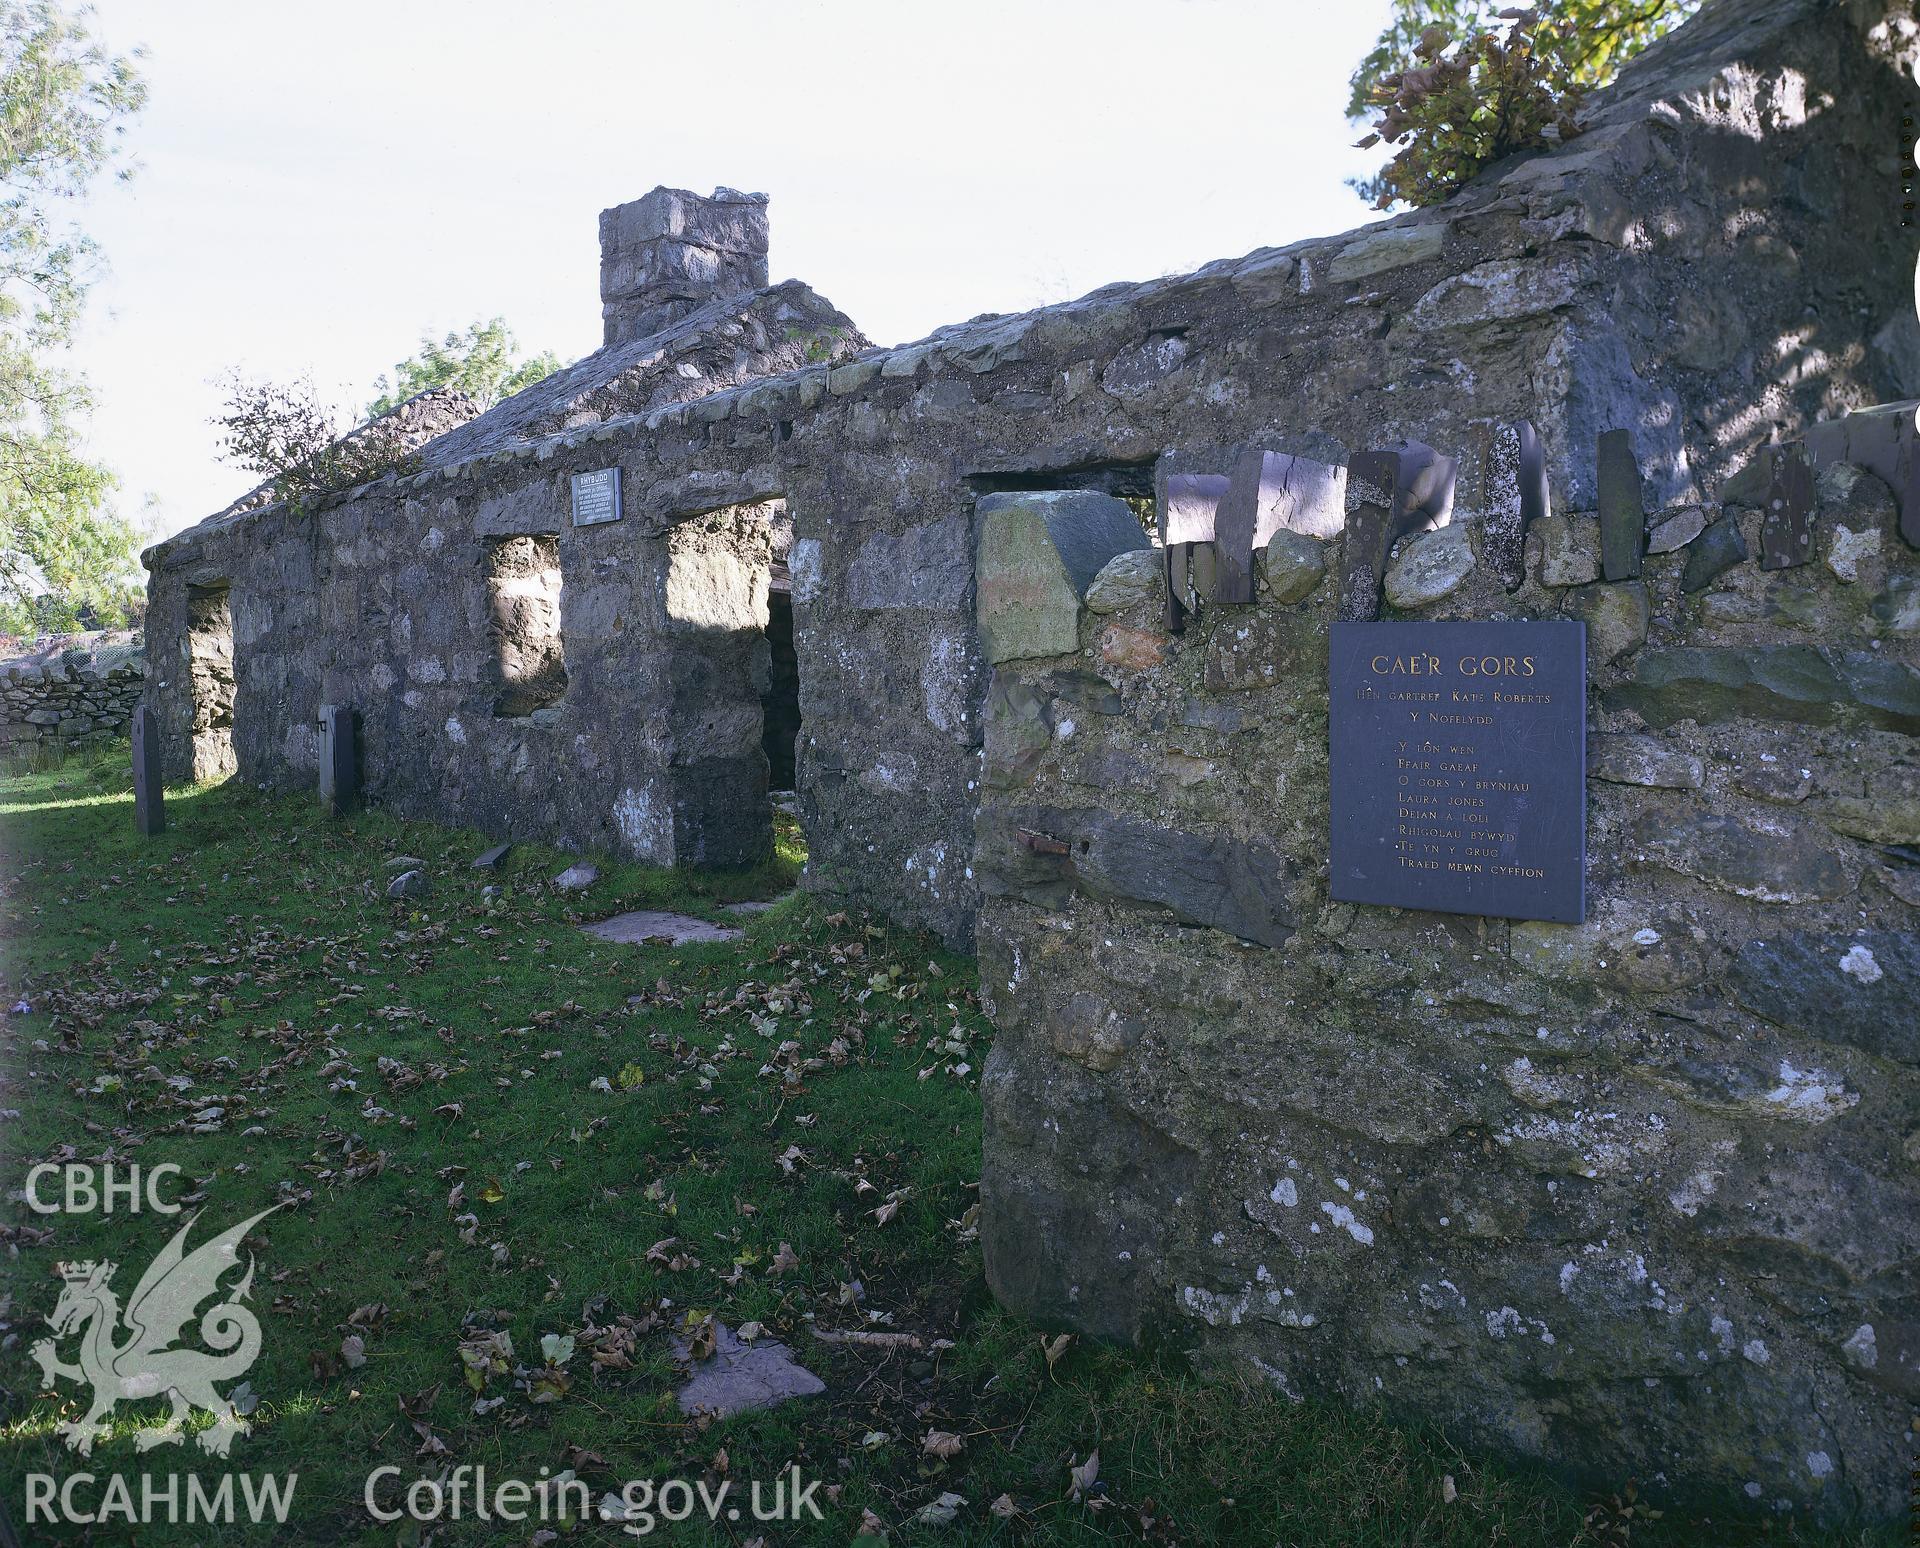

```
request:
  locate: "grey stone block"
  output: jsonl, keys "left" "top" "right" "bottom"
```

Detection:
{"left": 978, "top": 806, "right": 1293, "bottom": 947}
{"left": 1680, "top": 516, "right": 1749, "bottom": 591}
{"left": 846, "top": 516, "right": 972, "bottom": 610}
{"left": 1608, "top": 646, "right": 1920, "bottom": 734}
{"left": 1728, "top": 931, "right": 1919, "bottom": 1061}
{"left": 976, "top": 491, "right": 1146, "bottom": 664}
{"left": 672, "top": 1320, "right": 823, "bottom": 1418}
{"left": 1562, "top": 580, "right": 1648, "bottom": 665}
{"left": 1625, "top": 810, "right": 1850, "bottom": 904}
{"left": 1259, "top": 530, "right": 1327, "bottom": 603}
{"left": 1588, "top": 733, "right": 1703, "bottom": 789}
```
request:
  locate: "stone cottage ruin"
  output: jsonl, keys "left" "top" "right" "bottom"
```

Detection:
{"left": 144, "top": 0, "right": 1917, "bottom": 1522}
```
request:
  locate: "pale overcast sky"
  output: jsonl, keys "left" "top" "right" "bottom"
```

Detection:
{"left": 70, "top": 0, "right": 1392, "bottom": 539}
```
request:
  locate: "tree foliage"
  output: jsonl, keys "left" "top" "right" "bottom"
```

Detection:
{"left": 367, "top": 317, "right": 559, "bottom": 420}
{"left": 1354, "top": 8, "right": 1588, "bottom": 211}
{"left": 0, "top": 1, "right": 147, "bottom": 633}
{"left": 1349, "top": 0, "right": 1695, "bottom": 208}
{"left": 214, "top": 318, "right": 557, "bottom": 512}
{"left": 213, "top": 373, "right": 416, "bottom": 510}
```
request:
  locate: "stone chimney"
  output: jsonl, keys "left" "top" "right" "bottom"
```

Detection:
{"left": 598, "top": 186, "right": 770, "bottom": 348}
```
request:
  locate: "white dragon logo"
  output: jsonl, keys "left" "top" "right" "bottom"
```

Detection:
{"left": 30, "top": 1205, "right": 279, "bottom": 1457}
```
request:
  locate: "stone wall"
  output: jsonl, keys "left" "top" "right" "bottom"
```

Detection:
{"left": 143, "top": 0, "right": 1910, "bottom": 949}
{"left": 0, "top": 647, "right": 146, "bottom": 759}
{"left": 974, "top": 459, "right": 1918, "bottom": 1522}
{"left": 143, "top": 190, "right": 868, "bottom": 871}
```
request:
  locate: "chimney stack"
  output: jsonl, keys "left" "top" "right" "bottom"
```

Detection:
{"left": 598, "top": 186, "right": 770, "bottom": 348}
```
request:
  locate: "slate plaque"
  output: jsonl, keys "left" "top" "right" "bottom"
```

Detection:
{"left": 570, "top": 467, "right": 622, "bottom": 527}
{"left": 1329, "top": 620, "right": 1586, "bottom": 924}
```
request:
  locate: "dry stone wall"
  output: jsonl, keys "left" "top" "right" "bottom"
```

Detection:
{"left": 974, "top": 463, "right": 1919, "bottom": 1523}
{"left": 0, "top": 647, "right": 145, "bottom": 758}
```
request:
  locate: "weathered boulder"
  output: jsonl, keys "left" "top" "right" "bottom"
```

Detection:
{"left": 977, "top": 492, "right": 1146, "bottom": 664}
{"left": 1624, "top": 810, "right": 1851, "bottom": 904}
{"left": 981, "top": 1042, "right": 1194, "bottom": 1345}
{"left": 1818, "top": 464, "right": 1894, "bottom": 585}
{"left": 1821, "top": 763, "right": 1920, "bottom": 846}
{"left": 982, "top": 675, "right": 1052, "bottom": 791}
{"left": 1563, "top": 579, "right": 1648, "bottom": 665}
{"left": 1385, "top": 525, "right": 1475, "bottom": 608}
{"left": 1083, "top": 549, "right": 1162, "bottom": 616}
{"left": 1680, "top": 515, "right": 1748, "bottom": 591}
{"left": 1258, "top": 530, "right": 1328, "bottom": 603}
{"left": 1326, "top": 221, "right": 1449, "bottom": 282}
{"left": 1526, "top": 514, "right": 1600, "bottom": 587}
{"left": 977, "top": 806, "right": 1293, "bottom": 948}
{"left": 846, "top": 516, "right": 972, "bottom": 609}
{"left": 1201, "top": 609, "right": 1322, "bottom": 693}
{"left": 1588, "top": 732, "right": 1703, "bottom": 789}
{"left": 1874, "top": 575, "right": 1920, "bottom": 634}
{"left": 1647, "top": 506, "right": 1707, "bottom": 553}
{"left": 386, "top": 869, "right": 430, "bottom": 900}
{"left": 1510, "top": 902, "right": 1709, "bottom": 994}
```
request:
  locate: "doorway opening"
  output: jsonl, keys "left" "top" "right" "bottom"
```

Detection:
{"left": 185, "top": 582, "right": 236, "bottom": 782}
{"left": 762, "top": 533, "right": 801, "bottom": 795}
{"left": 659, "top": 498, "right": 804, "bottom": 869}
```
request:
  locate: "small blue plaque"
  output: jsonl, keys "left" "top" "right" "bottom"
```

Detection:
{"left": 571, "top": 467, "right": 622, "bottom": 527}
{"left": 1328, "top": 620, "right": 1586, "bottom": 924}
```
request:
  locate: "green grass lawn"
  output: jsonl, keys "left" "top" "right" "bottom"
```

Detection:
{"left": 0, "top": 748, "right": 1888, "bottom": 1545}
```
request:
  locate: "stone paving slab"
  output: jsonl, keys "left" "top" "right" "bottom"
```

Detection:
{"left": 582, "top": 910, "right": 743, "bottom": 946}
{"left": 721, "top": 893, "right": 795, "bottom": 915}
{"left": 671, "top": 1321, "right": 824, "bottom": 1418}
